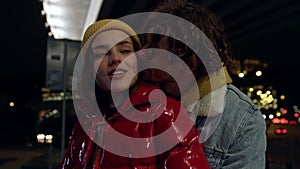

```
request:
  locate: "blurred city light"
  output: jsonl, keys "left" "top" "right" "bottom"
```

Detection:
{"left": 37, "top": 134, "right": 45, "bottom": 143}
{"left": 281, "top": 108, "right": 287, "bottom": 114}
{"left": 45, "top": 135, "right": 53, "bottom": 144}
{"left": 238, "top": 72, "right": 244, "bottom": 78}
{"left": 255, "top": 70, "right": 262, "bottom": 76}
{"left": 275, "top": 128, "right": 288, "bottom": 135}
{"left": 272, "top": 118, "right": 280, "bottom": 124}
{"left": 36, "top": 134, "right": 53, "bottom": 144}
{"left": 9, "top": 102, "right": 14, "bottom": 107}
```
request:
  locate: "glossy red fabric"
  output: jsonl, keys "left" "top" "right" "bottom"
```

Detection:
{"left": 59, "top": 82, "right": 210, "bottom": 169}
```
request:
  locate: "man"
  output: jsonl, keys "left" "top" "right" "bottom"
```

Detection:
{"left": 140, "top": 0, "right": 267, "bottom": 168}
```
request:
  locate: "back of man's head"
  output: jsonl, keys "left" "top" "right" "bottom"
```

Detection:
{"left": 150, "top": 0, "right": 232, "bottom": 67}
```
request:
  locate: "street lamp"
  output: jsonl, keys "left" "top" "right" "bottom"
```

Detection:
{"left": 42, "top": 0, "right": 103, "bottom": 40}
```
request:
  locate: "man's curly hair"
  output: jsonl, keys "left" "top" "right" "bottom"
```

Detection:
{"left": 142, "top": 0, "right": 232, "bottom": 78}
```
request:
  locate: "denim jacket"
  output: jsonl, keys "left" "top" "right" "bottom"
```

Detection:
{"left": 194, "top": 84, "right": 267, "bottom": 169}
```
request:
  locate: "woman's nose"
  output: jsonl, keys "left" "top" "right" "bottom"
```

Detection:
{"left": 109, "top": 50, "right": 121, "bottom": 65}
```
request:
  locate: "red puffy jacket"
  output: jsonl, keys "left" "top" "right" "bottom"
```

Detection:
{"left": 59, "top": 82, "right": 210, "bottom": 169}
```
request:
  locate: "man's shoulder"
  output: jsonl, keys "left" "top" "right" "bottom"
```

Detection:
{"left": 222, "top": 84, "right": 265, "bottom": 125}
{"left": 225, "top": 84, "right": 257, "bottom": 110}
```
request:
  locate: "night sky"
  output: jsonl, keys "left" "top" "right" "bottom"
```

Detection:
{"left": 2, "top": 0, "right": 47, "bottom": 87}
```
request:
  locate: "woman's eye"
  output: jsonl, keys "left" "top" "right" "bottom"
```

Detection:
{"left": 120, "top": 49, "right": 133, "bottom": 54}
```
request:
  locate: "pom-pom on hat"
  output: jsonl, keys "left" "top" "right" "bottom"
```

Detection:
{"left": 81, "top": 19, "right": 141, "bottom": 48}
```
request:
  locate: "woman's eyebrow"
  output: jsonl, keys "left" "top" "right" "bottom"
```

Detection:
{"left": 116, "top": 39, "right": 133, "bottom": 46}
{"left": 93, "top": 39, "right": 133, "bottom": 51}
{"left": 93, "top": 44, "right": 107, "bottom": 50}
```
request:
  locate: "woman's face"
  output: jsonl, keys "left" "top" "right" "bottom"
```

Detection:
{"left": 91, "top": 29, "right": 138, "bottom": 93}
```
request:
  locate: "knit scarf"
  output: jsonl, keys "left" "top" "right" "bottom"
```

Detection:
{"left": 182, "top": 66, "right": 232, "bottom": 118}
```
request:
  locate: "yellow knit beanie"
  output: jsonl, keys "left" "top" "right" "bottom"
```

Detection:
{"left": 81, "top": 19, "right": 141, "bottom": 49}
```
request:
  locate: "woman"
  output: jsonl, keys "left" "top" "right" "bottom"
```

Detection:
{"left": 59, "top": 19, "right": 209, "bottom": 169}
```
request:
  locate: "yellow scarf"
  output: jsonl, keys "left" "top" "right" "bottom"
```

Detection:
{"left": 181, "top": 66, "right": 232, "bottom": 106}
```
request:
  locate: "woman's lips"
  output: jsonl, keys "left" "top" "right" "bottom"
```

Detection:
{"left": 108, "top": 69, "right": 127, "bottom": 78}
{"left": 111, "top": 70, "right": 125, "bottom": 75}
